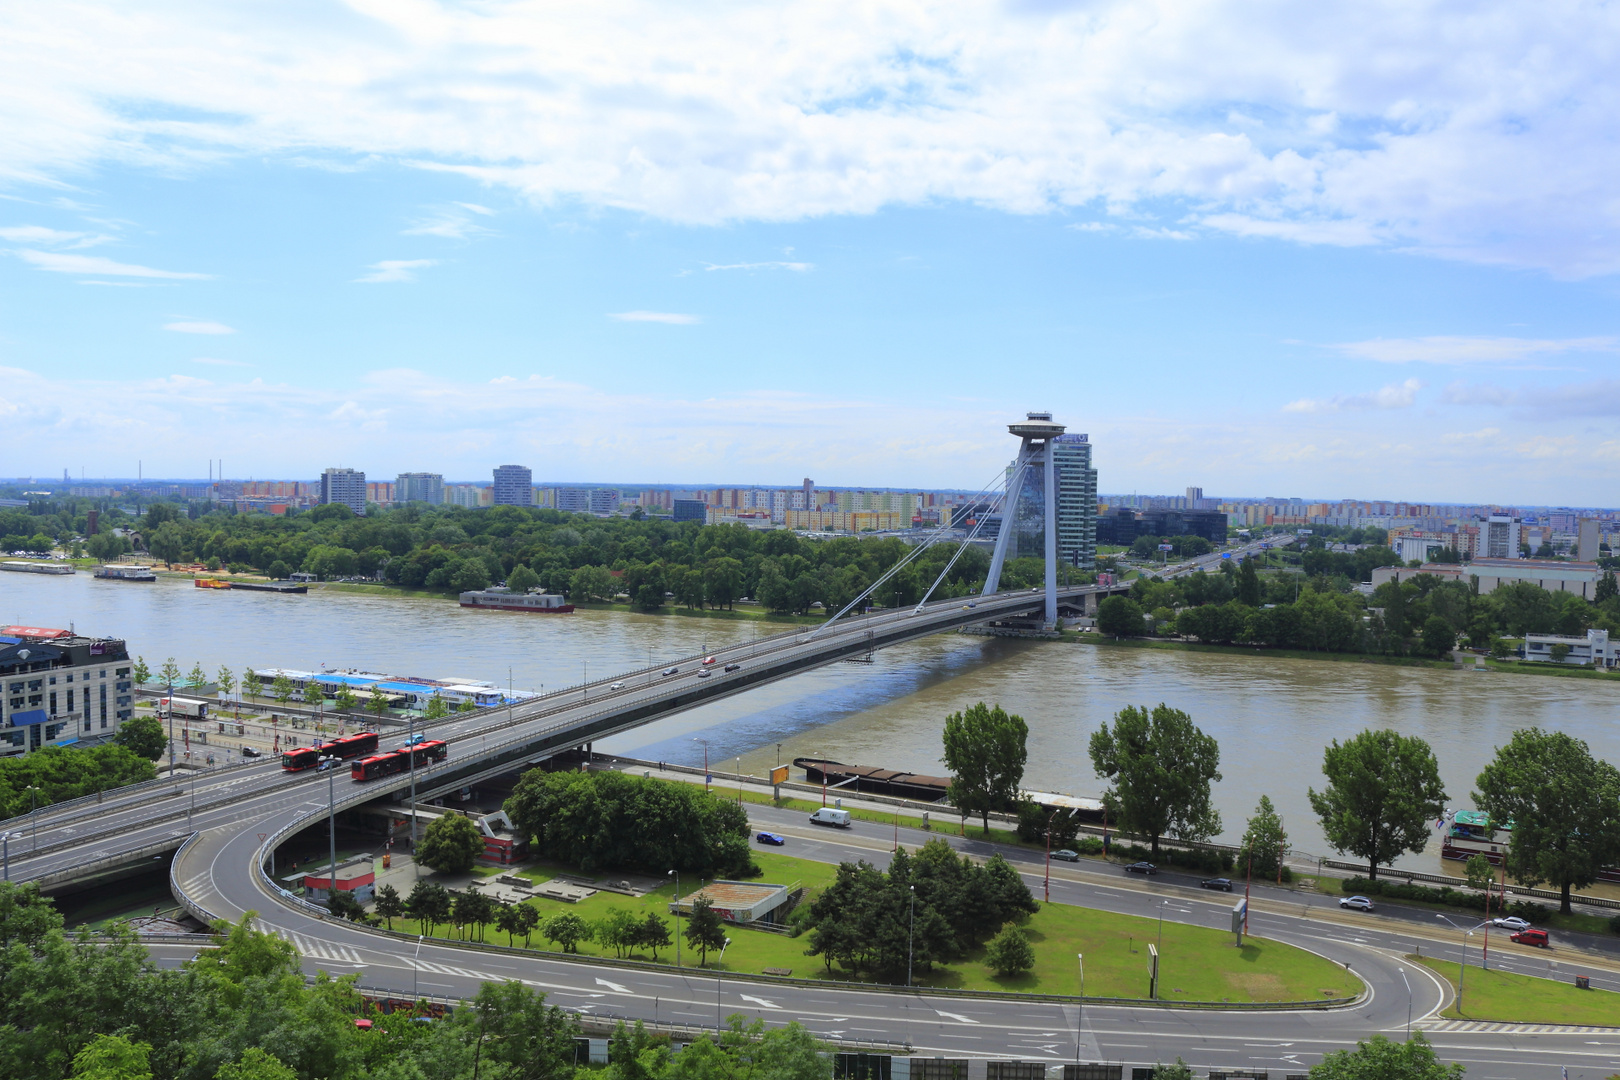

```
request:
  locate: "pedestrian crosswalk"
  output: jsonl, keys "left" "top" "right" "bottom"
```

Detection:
{"left": 282, "top": 931, "right": 365, "bottom": 965}
{"left": 178, "top": 872, "right": 211, "bottom": 896}
{"left": 409, "top": 957, "right": 505, "bottom": 983}
{"left": 1419, "top": 1018, "right": 1620, "bottom": 1034}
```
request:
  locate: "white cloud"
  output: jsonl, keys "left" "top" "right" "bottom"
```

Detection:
{"left": 1284, "top": 378, "right": 1423, "bottom": 414}
{"left": 354, "top": 259, "right": 437, "bottom": 283}
{"left": 164, "top": 320, "right": 235, "bottom": 334}
{"left": 609, "top": 311, "right": 700, "bottom": 324}
{"left": 13, "top": 249, "right": 210, "bottom": 279}
{"left": 0, "top": 224, "right": 108, "bottom": 247}
{"left": 4, "top": 3, "right": 1620, "bottom": 274}
{"left": 403, "top": 207, "right": 493, "bottom": 239}
{"left": 1333, "top": 336, "right": 1619, "bottom": 365}
{"left": 704, "top": 261, "right": 814, "bottom": 272}
{"left": 190, "top": 356, "right": 251, "bottom": 367}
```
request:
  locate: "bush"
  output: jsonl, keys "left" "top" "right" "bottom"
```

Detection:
{"left": 1341, "top": 876, "right": 1551, "bottom": 922}
{"left": 1112, "top": 840, "right": 1233, "bottom": 874}
{"left": 985, "top": 925, "right": 1035, "bottom": 977}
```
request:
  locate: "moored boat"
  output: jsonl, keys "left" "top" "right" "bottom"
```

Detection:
{"left": 458, "top": 586, "right": 574, "bottom": 613}
{"left": 94, "top": 565, "right": 157, "bottom": 582}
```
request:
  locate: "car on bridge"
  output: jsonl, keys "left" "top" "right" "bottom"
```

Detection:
{"left": 661, "top": 666, "right": 679, "bottom": 677}
{"left": 724, "top": 663, "right": 740, "bottom": 672}
{"left": 1124, "top": 861, "right": 1157, "bottom": 875}
{"left": 702, "top": 656, "right": 717, "bottom": 665}
{"left": 697, "top": 669, "right": 711, "bottom": 678}
{"left": 1339, "top": 895, "right": 1375, "bottom": 912}
{"left": 610, "top": 682, "right": 624, "bottom": 690}
{"left": 755, "top": 831, "right": 785, "bottom": 846}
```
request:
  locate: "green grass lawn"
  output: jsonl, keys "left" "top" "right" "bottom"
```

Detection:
{"left": 399, "top": 850, "right": 1356, "bottom": 1002}
{"left": 1416, "top": 956, "right": 1620, "bottom": 1025}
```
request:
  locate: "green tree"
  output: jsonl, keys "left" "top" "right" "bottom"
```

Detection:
{"left": 1308, "top": 729, "right": 1447, "bottom": 880}
{"left": 703, "top": 557, "right": 745, "bottom": 609}
{"left": 1149, "top": 1060, "right": 1193, "bottom": 1080}
{"left": 405, "top": 879, "right": 451, "bottom": 935}
{"left": 147, "top": 522, "right": 185, "bottom": 567}
{"left": 941, "top": 702, "right": 1029, "bottom": 836}
{"left": 424, "top": 693, "right": 449, "bottom": 721}
{"left": 158, "top": 657, "right": 182, "bottom": 687}
{"left": 1236, "top": 557, "right": 1262, "bottom": 606}
{"left": 326, "top": 887, "right": 366, "bottom": 922}
{"left": 516, "top": 902, "right": 541, "bottom": 947}
{"left": 1096, "top": 595, "right": 1145, "bottom": 637}
{"left": 186, "top": 662, "right": 208, "bottom": 692}
{"left": 569, "top": 564, "right": 614, "bottom": 602}
{"left": 1463, "top": 853, "right": 1495, "bottom": 894}
{"left": 1089, "top": 703, "right": 1222, "bottom": 855}
{"left": 1549, "top": 642, "right": 1571, "bottom": 663}
{"left": 685, "top": 896, "right": 728, "bottom": 966}
{"left": 984, "top": 925, "right": 1035, "bottom": 977}
{"left": 505, "top": 563, "right": 540, "bottom": 594}
{"left": 85, "top": 531, "right": 132, "bottom": 563}
{"left": 365, "top": 686, "right": 390, "bottom": 720}
{"left": 633, "top": 583, "right": 666, "bottom": 611}
{"left": 1597, "top": 569, "right": 1618, "bottom": 605}
{"left": 418, "top": 813, "right": 484, "bottom": 874}
{"left": 1308, "top": 1032, "right": 1462, "bottom": 1079}
{"left": 543, "top": 911, "right": 592, "bottom": 953}
{"left": 1420, "top": 615, "right": 1456, "bottom": 658}
{"left": 114, "top": 715, "right": 167, "bottom": 760}
{"left": 241, "top": 667, "right": 262, "bottom": 701}
{"left": 494, "top": 901, "right": 524, "bottom": 946}
{"left": 213, "top": 1047, "right": 298, "bottom": 1080}
{"left": 333, "top": 685, "right": 357, "bottom": 714}
{"left": 1475, "top": 728, "right": 1620, "bottom": 914}
{"left": 593, "top": 907, "right": 641, "bottom": 958}
{"left": 131, "top": 656, "right": 151, "bottom": 685}
{"left": 69, "top": 1034, "right": 152, "bottom": 1080}
{"left": 1240, "top": 795, "right": 1288, "bottom": 879}
{"left": 635, "top": 911, "right": 672, "bottom": 960}
{"left": 215, "top": 664, "right": 235, "bottom": 705}
{"left": 373, "top": 882, "right": 402, "bottom": 930}
{"left": 272, "top": 673, "right": 295, "bottom": 707}
{"left": 302, "top": 681, "right": 324, "bottom": 717}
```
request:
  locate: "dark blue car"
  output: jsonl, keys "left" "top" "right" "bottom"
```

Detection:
{"left": 755, "top": 831, "right": 786, "bottom": 846}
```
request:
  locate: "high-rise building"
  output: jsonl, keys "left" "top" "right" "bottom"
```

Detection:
{"left": 556, "top": 488, "right": 590, "bottom": 513}
{"left": 1054, "top": 433, "right": 1098, "bottom": 568}
{"left": 492, "top": 465, "right": 533, "bottom": 506}
{"left": 319, "top": 468, "right": 366, "bottom": 515}
{"left": 396, "top": 472, "right": 444, "bottom": 505}
{"left": 589, "top": 489, "right": 621, "bottom": 515}
{"left": 1186, "top": 486, "right": 1204, "bottom": 509}
{"left": 673, "top": 499, "right": 706, "bottom": 522}
{"left": 1483, "top": 515, "right": 1522, "bottom": 559}
{"left": 1579, "top": 517, "right": 1601, "bottom": 562}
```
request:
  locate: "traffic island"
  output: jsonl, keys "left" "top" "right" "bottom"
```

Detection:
{"left": 1414, "top": 956, "right": 1620, "bottom": 1026}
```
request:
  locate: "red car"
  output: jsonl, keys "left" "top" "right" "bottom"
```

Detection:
{"left": 701, "top": 656, "right": 717, "bottom": 666}
{"left": 1511, "top": 928, "right": 1550, "bottom": 948}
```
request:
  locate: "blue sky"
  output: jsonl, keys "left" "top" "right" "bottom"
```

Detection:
{"left": 2, "top": 1, "right": 1618, "bottom": 504}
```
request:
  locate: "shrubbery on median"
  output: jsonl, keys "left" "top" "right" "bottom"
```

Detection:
{"left": 1341, "top": 876, "right": 1551, "bottom": 922}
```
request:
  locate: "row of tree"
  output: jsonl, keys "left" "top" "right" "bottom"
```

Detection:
{"left": 505, "top": 769, "right": 755, "bottom": 878}
{"left": 799, "top": 840, "right": 1038, "bottom": 982}
{"left": 0, "top": 743, "right": 157, "bottom": 820}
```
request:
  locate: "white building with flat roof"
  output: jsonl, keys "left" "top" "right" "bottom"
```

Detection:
{"left": 1371, "top": 557, "right": 1602, "bottom": 599}
{"left": 1524, "top": 629, "right": 1617, "bottom": 667}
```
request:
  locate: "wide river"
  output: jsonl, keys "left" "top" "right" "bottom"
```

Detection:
{"left": 8, "top": 571, "right": 1620, "bottom": 867}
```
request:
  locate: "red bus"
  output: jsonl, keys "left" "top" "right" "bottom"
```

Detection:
{"left": 325, "top": 731, "right": 380, "bottom": 760}
{"left": 282, "top": 746, "right": 323, "bottom": 772}
{"left": 351, "top": 740, "right": 448, "bottom": 782}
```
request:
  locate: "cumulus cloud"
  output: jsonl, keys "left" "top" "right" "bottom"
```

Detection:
{"left": 354, "top": 259, "right": 436, "bottom": 283}
{"left": 164, "top": 320, "right": 234, "bottom": 334}
{"left": 4, "top": 2, "right": 1620, "bottom": 274}
{"left": 1284, "top": 378, "right": 1423, "bottom": 414}
{"left": 609, "top": 311, "right": 700, "bottom": 324}
{"left": 13, "top": 249, "right": 210, "bottom": 279}
{"left": 1333, "top": 336, "right": 1619, "bottom": 365}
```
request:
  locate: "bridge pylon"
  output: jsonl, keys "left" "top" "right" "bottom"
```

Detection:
{"left": 981, "top": 411, "right": 1065, "bottom": 628}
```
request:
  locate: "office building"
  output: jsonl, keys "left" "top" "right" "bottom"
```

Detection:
{"left": 319, "top": 468, "right": 366, "bottom": 515}
{"left": 556, "top": 489, "right": 591, "bottom": 513}
{"left": 1, "top": 625, "right": 135, "bottom": 757}
{"left": 492, "top": 465, "right": 533, "bottom": 506}
{"left": 673, "top": 499, "right": 707, "bottom": 523}
{"left": 1482, "top": 515, "right": 1521, "bottom": 559}
{"left": 1186, "top": 486, "right": 1204, "bottom": 509}
{"left": 589, "top": 489, "right": 621, "bottom": 515}
{"left": 1054, "top": 433, "right": 1098, "bottom": 568}
{"left": 1579, "top": 517, "right": 1601, "bottom": 562}
{"left": 396, "top": 472, "right": 445, "bottom": 505}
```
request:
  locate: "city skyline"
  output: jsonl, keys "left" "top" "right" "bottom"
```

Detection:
{"left": 1, "top": 4, "right": 1617, "bottom": 503}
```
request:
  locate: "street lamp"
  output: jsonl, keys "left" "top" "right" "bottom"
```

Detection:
{"left": 1075, "top": 953, "right": 1085, "bottom": 1064}
{"left": 1435, "top": 914, "right": 1486, "bottom": 1014}
{"left": 320, "top": 754, "right": 340, "bottom": 909}
{"left": 715, "top": 937, "right": 732, "bottom": 1030}
{"left": 907, "top": 886, "right": 916, "bottom": 986}
{"left": 694, "top": 737, "right": 711, "bottom": 791}
{"left": 668, "top": 867, "right": 681, "bottom": 968}
{"left": 1, "top": 831, "right": 15, "bottom": 882}
{"left": 1157, "top": 899, "right": 1168, "bottom": 949}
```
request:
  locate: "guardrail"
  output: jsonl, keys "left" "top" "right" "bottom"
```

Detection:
{"left": 24, "top": 835, "right": 190, "bottom": 890}
{"left": 169, "top": 833, "right": 221, "bottom": 926}
{"left": 1318, "top": 858, "right": 1620, "bottom": 912}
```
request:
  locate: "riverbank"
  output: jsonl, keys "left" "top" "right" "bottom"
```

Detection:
{"left": 1072, "top": 633, "right": 1620, "bottom": 682}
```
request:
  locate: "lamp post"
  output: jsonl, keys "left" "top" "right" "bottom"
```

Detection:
{"left": 907, "top": 886, "right": 916, "bottom": 986}
{"left": 737, "top": 756, "right": 742, "bottom": 805}
{"left": 1436, "top": 914, "right": 1486, "bottom": 1014}
{"left": 414, "top": 933, "right": 425, "bottom": 1002}
{"left": 25, "top": 785, "right": 42, "bottom": 852}
{"left": 166, "top": 669, "right": 175, "bottom": 777}
{"left": 408, "top": 702, "right": 418, "bottom": 877}
{"left": 1157, "top": 899, "right": 1168, "bottom": 950}
{"left": 1075, "top": 953, "right": 1085, "bottom": 1064}
{"left": 694, "top": 738, "right": 710, "bottom": 791}
{"left": 668, "top": 867, "right": 681, "bottom": 968}
{"left": 1044, "top": 807, "right": 1057, "bottom": 903}
{"left": 320, "top": 754, "right": 339, "bottom": 909}
{"left": 1, "top": 831, "right": 14, "bottom": 882}
{"left": 715, "top": 937, "right": 732, "bottom": 1030}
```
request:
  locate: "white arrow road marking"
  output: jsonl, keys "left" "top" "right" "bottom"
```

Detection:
{"left": 935, "top": 1010, "right": 980, "bottom": 1024}
{"left": 594, "top": 977, "right": 630, "bottom": 993}
{"left": 739, "top": 995, "right": 780, "bottom": 1009}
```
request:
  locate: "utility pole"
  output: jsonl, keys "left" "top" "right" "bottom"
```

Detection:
{"left": 322, "top": 754, "right": 339, "bottom": 908}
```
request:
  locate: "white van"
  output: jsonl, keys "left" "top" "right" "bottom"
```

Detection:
{"left": 809, "top": 807, "right": 852, "bottom": 828}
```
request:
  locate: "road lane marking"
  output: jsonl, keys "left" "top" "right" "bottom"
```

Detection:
{"left": 739, "top": 995, "right": 780, "bottom": 1009}
{"left": 595, "top": 977, "right": 630, "bottom": 994}
{"left": 934, "top": 1010, "right": 980, "bottom": 1024}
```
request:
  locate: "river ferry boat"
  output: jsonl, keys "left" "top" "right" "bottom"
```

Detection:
{"left": 94, "top": 565, "right": 157, "bottom": 582}
{"left": 0, "top": 560, "right": 74, "bottom": 575}
{"left": 458, "top": 586, "right": 574, "bottom": 613}
{"left": 1443, "top": 808, "right": 1620, "bottom": 883}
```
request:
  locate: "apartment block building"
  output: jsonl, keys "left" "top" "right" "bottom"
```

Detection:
{"left": 1, "top": 626, "right": 134, "bottom": 757}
